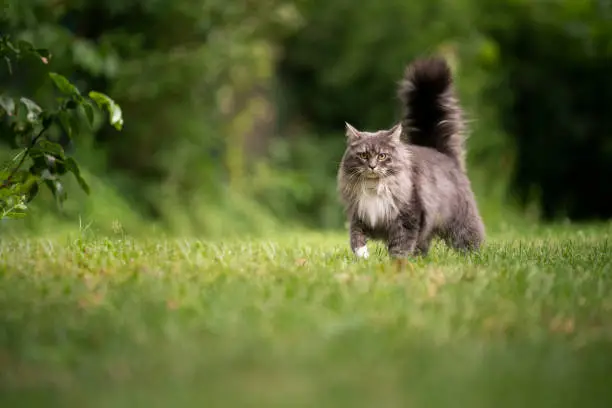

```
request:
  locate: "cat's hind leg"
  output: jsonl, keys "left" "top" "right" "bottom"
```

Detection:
{"left": 415, "top": 235, "right": 433, "bottom": 257}
{"left": 387, "top": 216, "right": 422, "bottom": 258}
{"left": 443, "top": 216, "right": 485, "bottom": 253}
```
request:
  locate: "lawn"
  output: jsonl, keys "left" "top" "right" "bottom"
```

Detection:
{"left": 1, "top": 224, "right": 612, "bottom": 407}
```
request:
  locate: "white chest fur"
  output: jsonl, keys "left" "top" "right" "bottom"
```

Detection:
{"left": 355, "top": 181, "right": 398, "bottom": 228}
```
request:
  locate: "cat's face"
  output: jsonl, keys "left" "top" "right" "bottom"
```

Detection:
{"left": 341, "top": 123, "right": 406, "bottom": 180}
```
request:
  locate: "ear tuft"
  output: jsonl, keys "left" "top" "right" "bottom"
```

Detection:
{"left": 345, "top": 122, "right": 362, "bottom": 139}
{"left": 388, "top": 123, "right": 402, "bottom": 142}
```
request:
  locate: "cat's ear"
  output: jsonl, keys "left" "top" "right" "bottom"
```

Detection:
{"left": 345, "top": 122, "right": 362, "bottom": 140}
{"left": 387, "top": 123, "right": 402, "bottom": 142}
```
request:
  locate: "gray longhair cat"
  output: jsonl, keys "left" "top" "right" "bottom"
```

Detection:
{"left": 337, "top": 56, "right": 485, "bottom": 259}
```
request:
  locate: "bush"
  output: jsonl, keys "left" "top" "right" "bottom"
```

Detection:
{"left": 481, "top": 0, "right": 612, "bottom": 220}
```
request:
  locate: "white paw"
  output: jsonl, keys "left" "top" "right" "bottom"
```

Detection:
{"left": 355, "top": 245, "right": 369, "bottom": 259}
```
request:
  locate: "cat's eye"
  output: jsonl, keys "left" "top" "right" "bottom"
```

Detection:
{"left": 357, "top": 152, "right": 368, "bottom": 160}
{"left": 378, "top": 153, "right": 388, "bottom": 160}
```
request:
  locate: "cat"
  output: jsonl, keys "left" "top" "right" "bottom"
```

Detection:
{"left": 337, "top": 56, "right": 485, "bottom": 259}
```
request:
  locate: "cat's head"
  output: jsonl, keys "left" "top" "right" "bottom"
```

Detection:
{"left": 340, "top": 122, "right": 407, "bottom": 181}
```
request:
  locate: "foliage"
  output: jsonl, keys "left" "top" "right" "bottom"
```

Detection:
{"left": 2, "top": 0, "right": 612, "bottom": 233}
{"left": 1, "top": 225, "right": 612, "bottom": 405}
{"left": 270, "top": 0, "right": 513, "bottom": 228}
{"left": 479, "top": 0, "right": 612, "bottom": 220}
{"left": 279, "top": 0, "right": 481, "bottom": 131}
{"left": 1, "top": 0, "right": 305, "bottom": 232}
{"left": 0, "top": 35, "right": 122, "bottom": 220}
{"left": 270, "top": 0, "right": 612, "bottom": 225}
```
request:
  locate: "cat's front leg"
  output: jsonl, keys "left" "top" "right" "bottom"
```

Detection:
{"left": 350, "top": 219, "right": 369, "bottom": 259}
{"left": 387, "top": 222, "right": 419, "bottom": 258}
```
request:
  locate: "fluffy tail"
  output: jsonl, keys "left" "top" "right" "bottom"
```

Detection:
{"left": 398, "top": 56, "right": 466, "bottom": 168}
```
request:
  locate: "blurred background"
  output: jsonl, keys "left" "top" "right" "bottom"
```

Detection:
{"left": 1, "top": 0, "right": 612, "bottom": 237}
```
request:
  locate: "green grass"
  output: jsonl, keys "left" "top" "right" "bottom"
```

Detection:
{"left": 1, "top": 224, "right": 612, "bottom": 407}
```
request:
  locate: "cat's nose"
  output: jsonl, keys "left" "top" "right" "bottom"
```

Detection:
{"left": 368, "top": 164, "right": 376, "bottom": 170}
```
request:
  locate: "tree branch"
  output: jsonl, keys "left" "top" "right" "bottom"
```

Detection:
{"left": 0, "top": 124, "right": 48, "bottom": 188}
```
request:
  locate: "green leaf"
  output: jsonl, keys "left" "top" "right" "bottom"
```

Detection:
{"left": 0, "top": 95, "right": 15, "bottom": 116}
{"left": 11, "top": 169, "right": 32, "bottom": 184}
{"left": 64, "top": 157, "right": 90, "bottom": 195}
{"left": 17, "top": 40, "right": 34, "bottom": 53}
{"left": 28, "top": 147, "right": 47, "bottom": 159}
{"left": 37, "top": 140, "right": 65, "bottom": 158}
{"left": 65, "top": 99, "right": 78, "bottom": 110}
{"left": 3, "top": 38, "right": 18, "bottom": 53}
{"left": 49, "top": 72, "right": 81, "bottom": 96}
{"left": 3, "top": 210, "right": 27, "bottom": 220}
{"left": 26, "top": 183, "right": 39, "bottom": 202}
{"left": 19, "top": 97, "right": 42, "bottom": 123}
{"left": 44, "top": 179, "right": 67, "bottom": 203}
{"left": 89, "top": 91, "right": 123, "bottom": 130}
{"left": 69, "top": 109, "right": 81, "bottom": 137}
{"left": 4, "top": 56, "right": 12, "bottom": 75}
{"left": 0, "top": 187, "right": 14, "bottom": 200}
{"left": 82, "top": 101, "right": 95, "bottom": 127}
{"left": 58, "top": 111, "right": 73, "bottom": 139}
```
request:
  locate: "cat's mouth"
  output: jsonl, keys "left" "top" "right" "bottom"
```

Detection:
{"left": 364, "top": 170, "right": 380, "bottom": 179}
